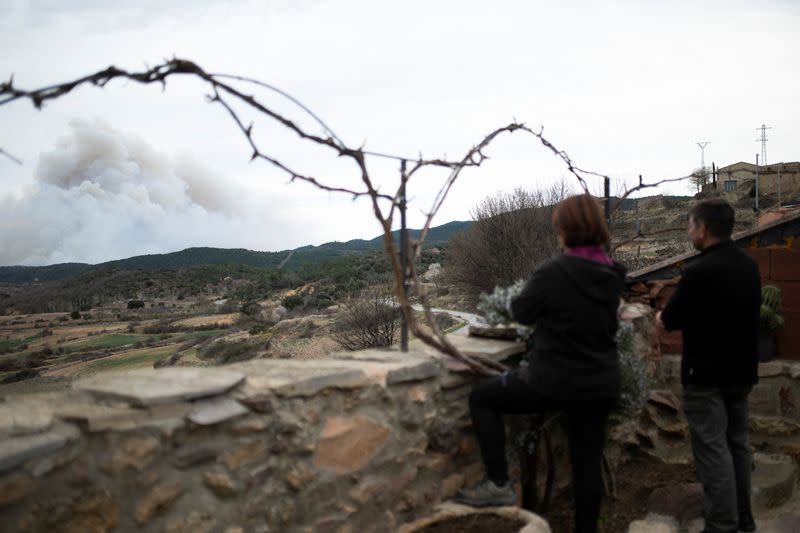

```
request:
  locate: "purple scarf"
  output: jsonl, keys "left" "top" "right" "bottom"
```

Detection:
{"left": 565, "top": 245, "right": 613, "bottom": 266}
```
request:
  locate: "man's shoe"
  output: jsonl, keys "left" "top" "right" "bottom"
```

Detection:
{"left": 454, "top": 479, "right": 516, "bottom": 507}
{"left": 738, "top": 510, "right": 756, "bottom": 532}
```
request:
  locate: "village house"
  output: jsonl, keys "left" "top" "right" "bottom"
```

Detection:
{"left": 709, "top": 161, "right": 800, "bottom": 198}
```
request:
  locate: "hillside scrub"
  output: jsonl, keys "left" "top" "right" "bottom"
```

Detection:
{"left": 332, "top": 287, "right": 400, "bottom": 351}
{"left": 446, "top": 185, "right": 568, "bottom": 299}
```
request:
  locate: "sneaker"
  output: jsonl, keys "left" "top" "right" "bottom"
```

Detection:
{"left": 738, "top": 510, "right": 756, "bottom": 532}
{"left": 454, "top": 479, "right": 516, "bottom": 507}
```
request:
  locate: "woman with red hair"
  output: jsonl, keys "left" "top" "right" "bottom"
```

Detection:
{"left": 456, "top": 194, "right": 626, "bottom": 533}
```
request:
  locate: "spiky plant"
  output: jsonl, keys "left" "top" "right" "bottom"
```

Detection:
{"left": 760, "top": 285, "right": 784, "bottom": 332}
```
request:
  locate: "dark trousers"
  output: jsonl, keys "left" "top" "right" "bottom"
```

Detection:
{"left": 469, "top": 368, "right": 612, "bottom": 533}
{"left": 683, "top": 385, "right": 753, "bottom": 533}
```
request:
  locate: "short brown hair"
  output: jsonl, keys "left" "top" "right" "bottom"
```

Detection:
{"left": 551, "top": 194, "right": 610, "bottom": 247}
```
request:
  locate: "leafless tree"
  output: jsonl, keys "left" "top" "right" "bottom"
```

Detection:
{"left": 332, "top": 287, "right": 400, "bottom": 351}
{"left": 447, "top": 183, "right": 570, "bottom": 298}
{"left": 689, "top": 166, "right": 710, "bottom": 193}
{"left": 0, "top": 58, "right": 694, "bottom": 375}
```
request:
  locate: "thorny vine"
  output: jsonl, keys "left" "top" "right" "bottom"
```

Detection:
{"left": 1, "top": 58, "right": 691, "bottom": 376}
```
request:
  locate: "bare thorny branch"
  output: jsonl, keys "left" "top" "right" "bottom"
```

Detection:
{"left": 0, "top": 58, "right": 693, "bottom": 376}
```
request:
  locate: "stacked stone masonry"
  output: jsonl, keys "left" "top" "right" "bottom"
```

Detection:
{"left": 0, "top": 337, "right": 526, "bottom": 532}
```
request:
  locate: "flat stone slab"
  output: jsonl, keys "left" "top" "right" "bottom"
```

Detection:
{"left": 230, "top": 359, "right": 371, "bottom": 398}
{"left": 74, "top": 368, "right": 245, "bottom": 407}
{"left": 409, "top": 334, "right": 524, "bottom": 372}
{"left": 188, "top": 397, "right": 248, "bottom": 426}
{"left": 331, "top": 349, "right": 441, "bottom": 385}
{"left": 0, "top": 403, "right": 54, "bottom": 439}
{"left": 753, "top": 453, "right": 797, "bottom": 510}
{"left": 627, "top": 514, "right": 679, "bottom": 533}
{"left": 0, "top": 423, "right": 79, "bottom": 473}
{"left": 54, "top": 402, "right": 149, "bottom": 432}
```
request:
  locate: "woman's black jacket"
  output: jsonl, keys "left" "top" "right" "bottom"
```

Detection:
{"left": 510, "top": 254, "right": 627, "bottom": 402}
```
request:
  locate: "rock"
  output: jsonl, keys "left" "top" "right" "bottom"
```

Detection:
{"left": 135, "top": 483, "right": 184, "bottom": 526}
{"left": 752, "top": 453, "right": 797, "bottom": 510}
{"left": 648, "top": 390, "right": 681, "bottom": 412}
{"left": 276, "top": 411, "right": 304, "bottom": 434}
{"left": 203, "top": 470, "right": 238, "bottom": 498}
{"left": 386, "top": 360, "right": 440, "bottom": 385}
{"left": 313, "top": 416, "right": 390, "bottom": 474}
{"left": 55, "top": 402, "right": 148, "bottom": 432}
{"left": 62, "top": 490, "right": 119, "bottom": 533}
{"left": 441, "top": 473, "right": 465, "bottom": 499}
{"left": 0, "top": 423, "right": 79, "bottom": 473}
{"left": 230, "top": 416, "right": 269, "bottom": 434}
{"left": 349, "top": 476, "right": 385, "bottom": 504}
{"left": 221, "top": 440, "right": 268, "bottom": 471}
{"left": 271, "top": 305, "right": 288, "bottom": 321}
{"left": 286, "top": 463, "right": 315, "bottom": 491}
{"left": 750, "top": 415, "right": 800, "bottom": 437}
{"left": 188, "top": 397, "right": 248, "bottom": 426}
{"left": 108, "top": 434, "right": 161, "bottom": 473}
{"left": 408, "top": 385, "right": 427, "bottom": 403}
{"left": 627, "top": 514, "right": 679, "bottom": 533}
{"left": 0, "top": 472, "right": 35, "bottom": 505}
{"left": 172, "top": 444, "right": 218, "bottom": 469}
{"left": 646, "top": 483, "right": 703, "bottom": 524}
{"left": 758, "top": 361, "right": 786, "bottom": 377}
{"left": 75, "top": 368, "right": 245, "bottom": 407}
{"left": 426, "top": 418, "right": 458, "bottom": 452}
{"left": 238, "top": 393, "right": 275, "bottom": 413}
{"left": 165, "top": 510, "right": 216, "bottom": 533}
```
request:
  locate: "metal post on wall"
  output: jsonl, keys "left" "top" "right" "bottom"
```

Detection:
{"left": 603, "top": 176, "right": 611, "bottom": 225}
{"left": 755, "top": 154, "right": 760, "bottom": 214}
{"left": 712, "top": 162, "right": 717, "bottom": 189}
{"left": 399, "top": 160, "right": 409, "bottom": 352}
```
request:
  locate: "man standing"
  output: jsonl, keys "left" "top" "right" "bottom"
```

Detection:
{"left": 657, "top": 199, "right": 761, "bottom": 533}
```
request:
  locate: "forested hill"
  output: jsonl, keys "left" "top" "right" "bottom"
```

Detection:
{"left": 0, "top": 220, "right": 471, "bottom": 284}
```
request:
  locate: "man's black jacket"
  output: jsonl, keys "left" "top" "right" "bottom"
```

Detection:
{"left": 661, "top": 239, "right": 761, "bottom": 387}
{"left": 511, "top": 254, "right": 626, "bottom": 401}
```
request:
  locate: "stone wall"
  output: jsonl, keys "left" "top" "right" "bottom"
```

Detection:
{"left": 0, "top": 335, "right": 526, "bottom": 532}
{"left": 654, "top": 355, "right": 800, "bottom": 451}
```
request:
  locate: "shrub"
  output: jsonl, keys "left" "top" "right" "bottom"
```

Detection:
{"left": 446, "top": 184, "right": 569, "bottom": 299}
{"left": 69, "top": 310, "right": 81, "bottom": 320}
{"left": 281, "top": 294, "right": 304, "bottom": 310}
{"left": 615, "top": 321, "right": 651, "bottom": 419}
{"left": 127, "top": 300, "right": 145, "bottom": 310}
{"left": 477, "top": 281, "right": 534, "bottom": 340}
{"left": 240, "top": 301, "right": 262, "bottom": 317}
{"left": 332, "top": 287, "right": 400, "bottom": 351}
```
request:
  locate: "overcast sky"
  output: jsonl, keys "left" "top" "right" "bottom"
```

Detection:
{"left": 1, "top": 0, "right": 798, "bottom": 265}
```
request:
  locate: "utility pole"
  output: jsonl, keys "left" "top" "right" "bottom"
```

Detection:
{"left": 399, "top": 160, "right": 409, "bottom": 353}
{"left": 696, "top": 141, "right": 710, "bottom": 191}
{"left": 755, "top": 154, "right": 759, "bottom": 214}
{"left": 756, "top": 124, "right": 772, "bottom": 166}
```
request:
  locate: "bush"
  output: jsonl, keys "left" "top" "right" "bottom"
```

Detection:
{"left": 282, "top": 294, "right": 304, "bottom": 310}
{"left": 69, "top": 310, "right": 81, "bottom": 320}
{"left": 127, "top": 300, "right": 145, "bottom": 310}
{"left": 332, "top": 287, "right": 400, "bottom": 351}
{"left": 446, "top": 185, "right": 569, "bottom": 299}
{"left": 240, "top": 301, "right": 262, "bottom": 317}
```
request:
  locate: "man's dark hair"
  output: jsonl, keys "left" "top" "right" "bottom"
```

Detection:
{"left": 689, "top": 199, "right": 735, "bottom": 238}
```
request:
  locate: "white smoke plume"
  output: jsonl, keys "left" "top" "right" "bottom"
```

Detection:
{"left": 0, "top": 119, "right": 259, "bottom": 266}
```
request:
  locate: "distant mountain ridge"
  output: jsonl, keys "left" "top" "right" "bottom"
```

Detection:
{"left": 0, "top": 220, "right": 471, "bottom": 284}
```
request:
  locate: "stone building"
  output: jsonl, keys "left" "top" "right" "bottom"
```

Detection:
{"left": 710, "top": 161, "right": 800, "bottom": 198}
